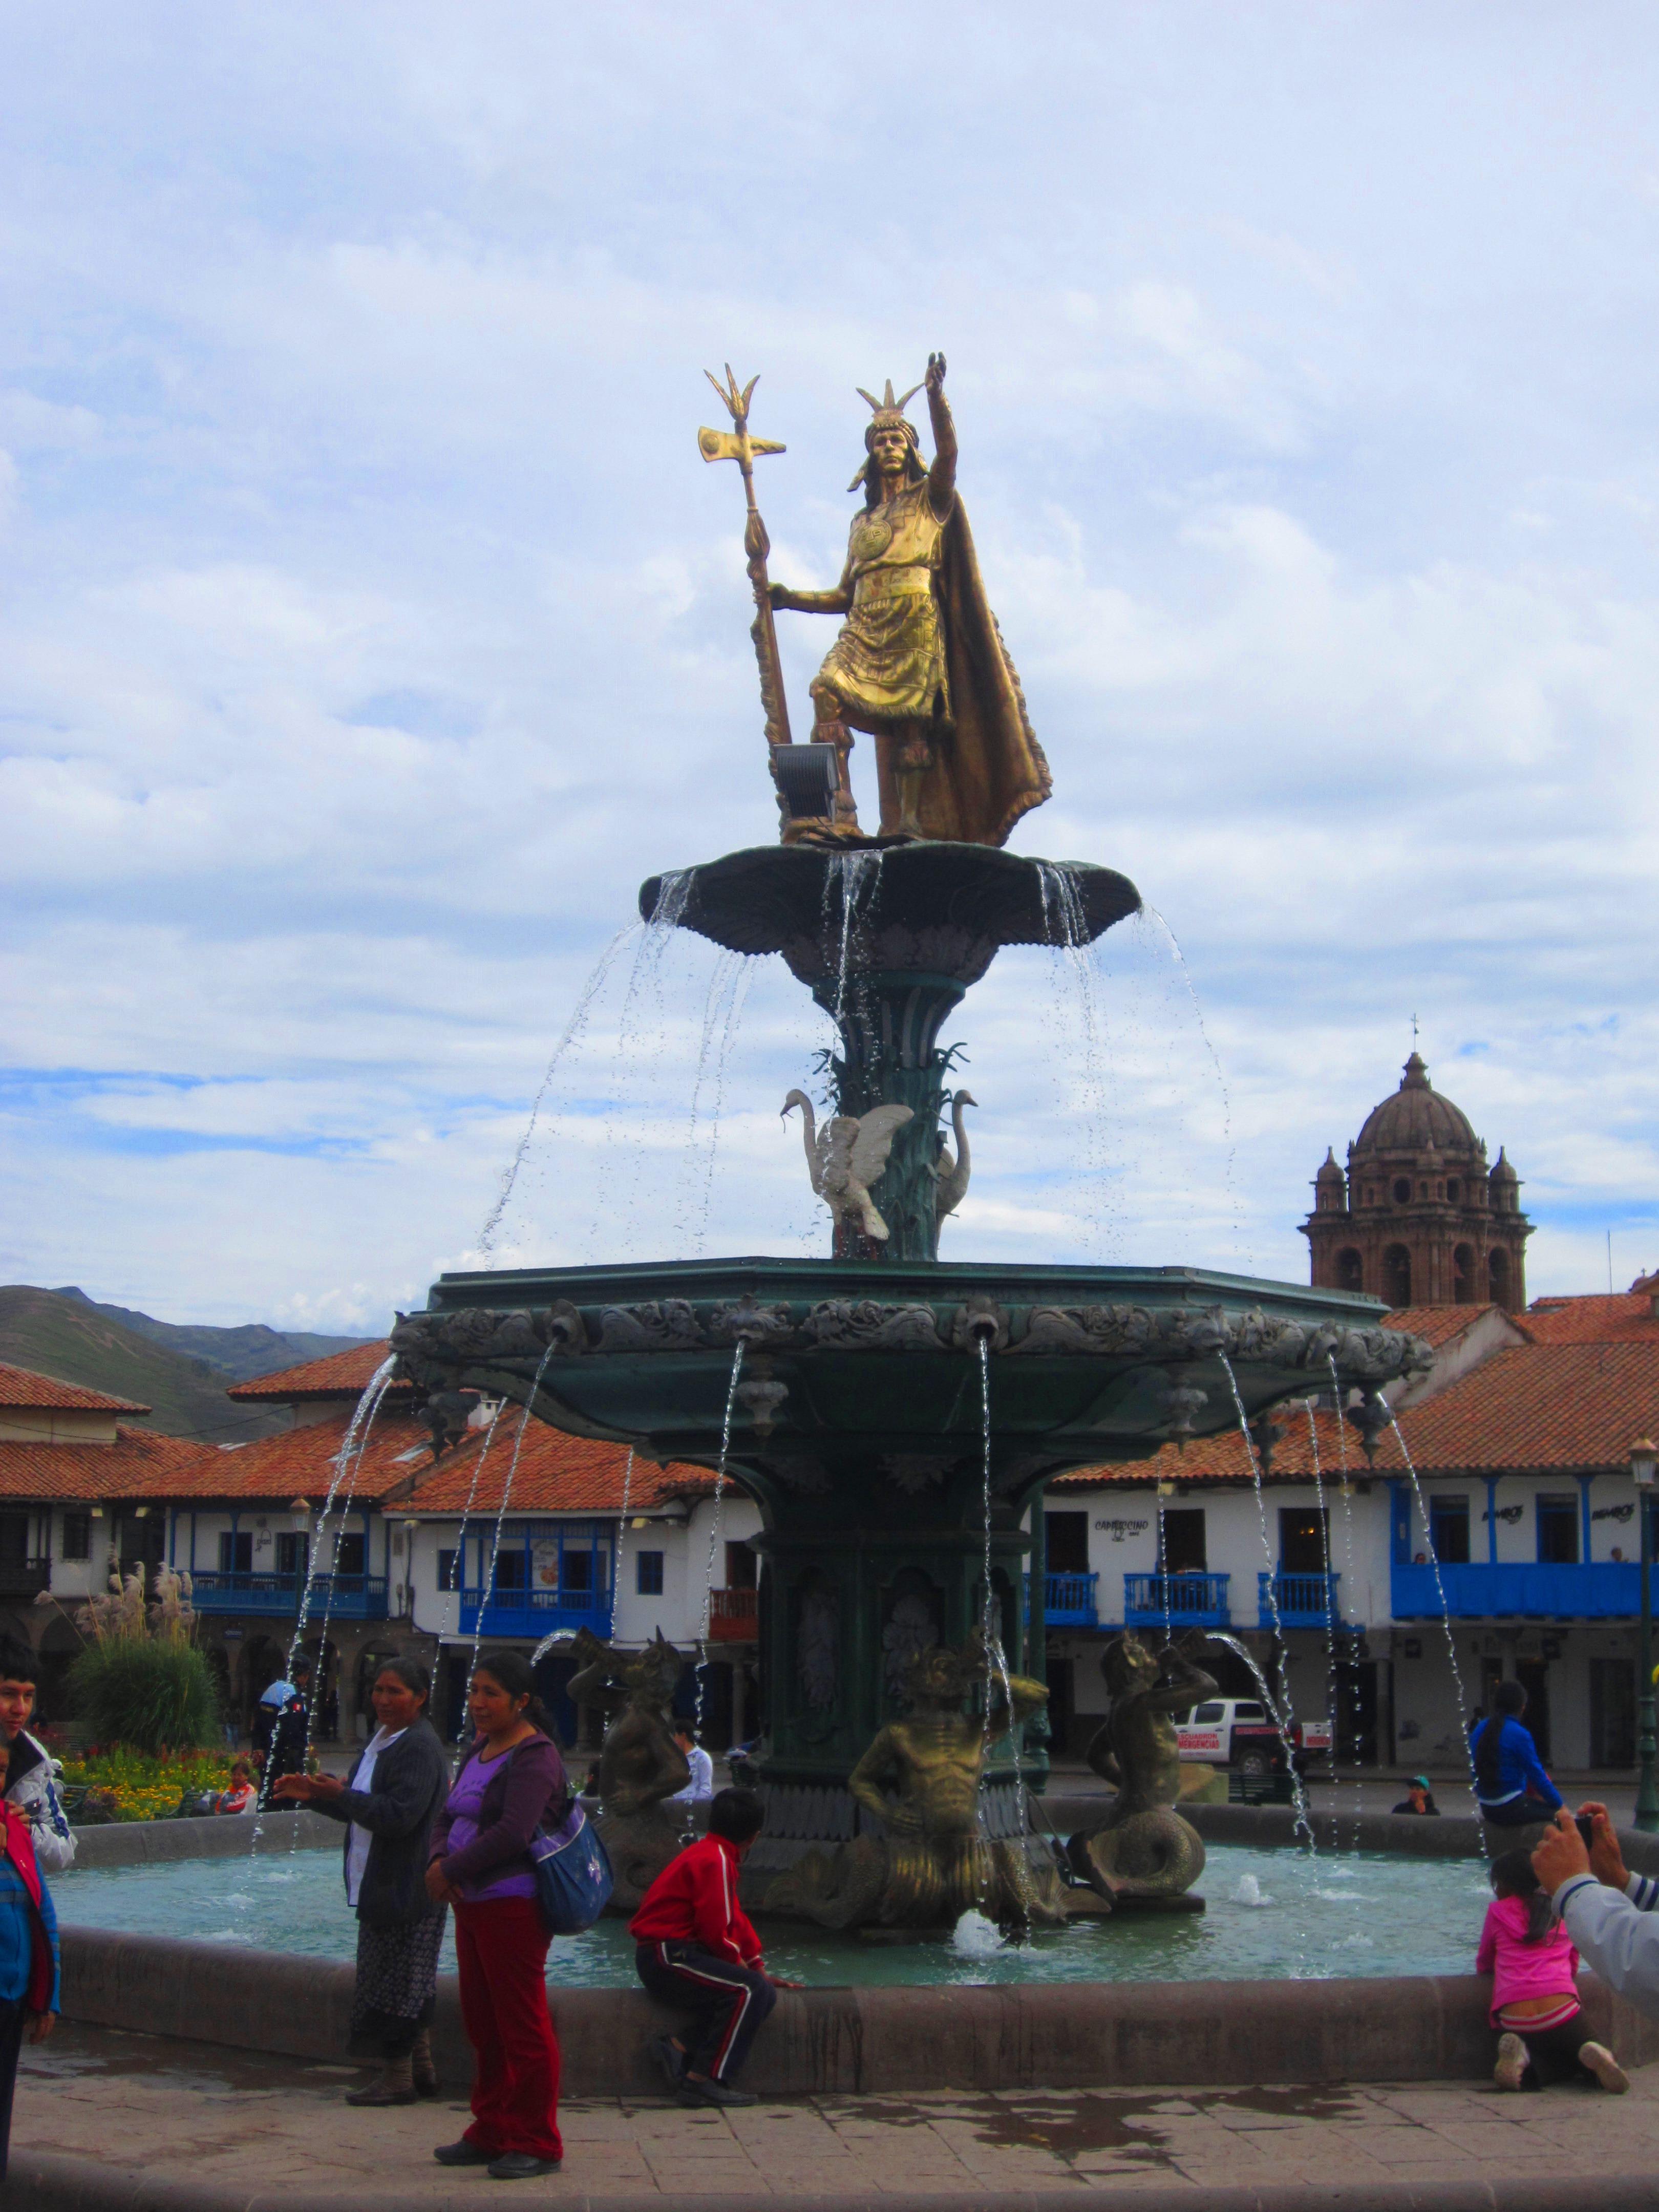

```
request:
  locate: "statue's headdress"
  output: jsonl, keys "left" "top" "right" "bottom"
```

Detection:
{"left": 848, "top": 376, "right": 926, "bottom": 494}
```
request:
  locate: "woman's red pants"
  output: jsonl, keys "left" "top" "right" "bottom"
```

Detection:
{"left": 453, "top": 1896, "right": 563, "bottom": 2162}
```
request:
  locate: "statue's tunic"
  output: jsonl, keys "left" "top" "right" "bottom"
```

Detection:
{"left": 813, "top": 483, "right": 1052, "bottom": 848}
{"left": 817, "top": 484, "right": 950, "bottom": 735}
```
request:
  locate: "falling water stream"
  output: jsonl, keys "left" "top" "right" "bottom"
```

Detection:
{"left": 1386, "top": 1408, "right": 1479, "bottom": 1822}
{"left": 973, "top": 1338, "right": 1031, "bottom": 1898}
{"left": 446, "top": 1397, "right": 508, "bottom": 1641}
{"left": 1036, "top": 862, "right": 1115, "bottom": 1252}
{"left": 252, "top": 1357, "right": 397, "bottom": 1829}
{"left": 477, "top": 921, "right": 642, "bottom": 1261}
{"left": 692, "top": 1345, "right": 747, "bottom": 1762}
{"left": 463, "top": 1343, "right": 560, "bottom": 1726}
{"left": 1326, "top": 1359, "right": 1366, "bottom": 1847}
{"left": 1218, "top": 1353, "right": 1314, "bottom": 1847}
{"left": 1301, "top": 1399, "right": 1344, "bottom": 1850}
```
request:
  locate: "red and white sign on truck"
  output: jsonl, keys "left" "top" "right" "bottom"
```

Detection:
{"left": 1176, "top": 1698, "right": 1332, "bottom": 1777}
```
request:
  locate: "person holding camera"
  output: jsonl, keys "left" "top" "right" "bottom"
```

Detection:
{"left": 1535, "top": 1802, "right": 1659, "bottom": 2023}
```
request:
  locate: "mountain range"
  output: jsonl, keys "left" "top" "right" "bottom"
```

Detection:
{"left": 0, "top": 1285, "right": 375, "bottom": 1442}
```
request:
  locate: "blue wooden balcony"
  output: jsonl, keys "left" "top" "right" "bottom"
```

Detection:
{"left": 1259, "top": 1571, "right": 1340, "bottom": 1630}
{"left": 189, "top": 1571, "right": 388, "bottom": 1620}
{"left": 1124, "top": 1571, "right": 1231, "bottom": 1629}
{"left": 1392, "top": 1560, "right": 1656, "bottom": 1622}
{"left": 1025, "top": 1570, "right": 1099, "bottom": 1627}
{"left": 459, "top": 1586, "right": 613, "bottom": 1640}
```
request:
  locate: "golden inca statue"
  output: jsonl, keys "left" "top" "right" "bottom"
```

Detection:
{"left": 701, "top": 355, "right": 1051, "bottom": 846}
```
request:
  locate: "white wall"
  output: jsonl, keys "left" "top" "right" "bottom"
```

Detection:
{"left": 402, "top": 1494, "right": 763, "bottom": 1651}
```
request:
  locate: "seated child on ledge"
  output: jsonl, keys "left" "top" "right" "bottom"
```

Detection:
{"left": 1478, "top": 1846, "right": 1627, "bottom": 2094}
{"left": 630, "top": 1787, "right": 799, "bottom": 2109}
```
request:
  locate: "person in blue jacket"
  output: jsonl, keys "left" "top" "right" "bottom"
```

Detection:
{"left": 1472, "top": 1680, "right": 1563, "bottom": 1827}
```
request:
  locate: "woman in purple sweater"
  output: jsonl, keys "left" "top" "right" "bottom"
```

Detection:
{"left": 426, "top": 1650, "right": 568, "bottom": 2180}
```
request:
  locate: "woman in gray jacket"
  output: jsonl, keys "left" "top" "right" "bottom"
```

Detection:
{"left": 274, "top": 1655, "right": 451, "bottom": 2105}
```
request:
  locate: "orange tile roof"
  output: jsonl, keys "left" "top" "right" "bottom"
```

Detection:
{"left": 0, "top": 1426, "right": 219, "bottom": 1501}
{"left": 1049, "top": 1402, "right": 1350, "bottom": 1492}
{"left": 1379, "top": 1341, "right": 1659, "bottom": 1477}
{"left": 0, "top": 1362, "right": 150, "bottom": 1415}
{"left": 1382, "top": 1305, "right": 1504, "bottom": 1351}
{"left": 403, "top": 1421, "right": 719, "bottom": 1516}
{"left": 226, "top": 1342, "right": 405, "bottom": 1401}
{"left": 1521, "top": 1292, "right": 1659, "bottom": 1346}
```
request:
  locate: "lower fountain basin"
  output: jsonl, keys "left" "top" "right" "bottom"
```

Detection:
{"left": 55, "top": 1842, "right": 1487, "bottom": 1985}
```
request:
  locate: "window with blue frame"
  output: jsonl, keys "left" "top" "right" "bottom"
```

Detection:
{"left": 494, "top": 1550, "right": 527, "bottom": 1591}
{"left": 334, "top": 1533, "right": 367, "bottom": 1578}
{"left": 437, "top": 1548, "right": 459, "bottom": 1592}
{"left": 275, "top": 1532, "right": 308, "bottom": 1577}
{"left": 1428, "top": 1496, "right": 1470, "bottom": 1565}
{"left": 636, "top": 1550, "right": 664, "bottom": 1596}
{"left": 1536, "top": 1496, "right": 1579, "bottom": 1565}
{"left": 218, "top": 1531, "right": 252, "bottom": 1575}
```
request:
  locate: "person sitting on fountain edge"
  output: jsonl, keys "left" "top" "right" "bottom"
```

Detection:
{"left": 1472, "top": 1682, "right": 1563, "bottom": 1828}
{"left": 1391, "top": 1774, "right": 1440, "bottom": 1817}
{"left": 631, "top": 1788, "right": 800, "bottom": 2107}
{"left": 668, "top": 1722, "right": 714, "bottom": 1806}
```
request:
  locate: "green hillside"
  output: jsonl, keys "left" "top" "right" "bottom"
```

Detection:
{"left": 51, "top": 1287, "right": 371, "bottom": 1384}
{"left": 0, "top": 1287, "right": 291, "bottom": 1442}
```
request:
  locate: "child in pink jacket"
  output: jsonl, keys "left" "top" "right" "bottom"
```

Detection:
{"left": 1477, "top": 1848, "right": 1627, "bottom": 2092}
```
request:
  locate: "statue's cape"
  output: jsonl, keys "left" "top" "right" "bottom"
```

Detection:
{"left": 923, "top": 498, "right": 1052, "bottom": 846}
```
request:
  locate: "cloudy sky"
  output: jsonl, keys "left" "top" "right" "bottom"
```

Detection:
{"left": 4, "top": 5, "right": 1657, "bottom": 1331}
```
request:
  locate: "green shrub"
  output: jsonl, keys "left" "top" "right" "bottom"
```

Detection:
{"left": 67, "top": 1625, "right": 220, "bottom": 1755}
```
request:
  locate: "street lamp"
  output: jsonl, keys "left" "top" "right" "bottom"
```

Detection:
{"left": 1631, "top": 1439, "right": 1659, "bottom": 1833}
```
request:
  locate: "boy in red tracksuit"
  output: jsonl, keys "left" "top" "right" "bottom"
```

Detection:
{"left": 631, "top": 1788, "right": 796, "bottom": 2108}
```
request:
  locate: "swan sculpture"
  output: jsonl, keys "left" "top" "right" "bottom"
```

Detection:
{"left": 933, "top": 1090, "right": 976, "bottom": 1222}
{"left": 782, "top": 1090, "right": 914, "bottom": 1243}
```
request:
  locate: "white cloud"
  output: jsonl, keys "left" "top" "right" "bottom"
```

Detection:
{"left": 1, "top": 5, "right": 1656, "bottom": 1325}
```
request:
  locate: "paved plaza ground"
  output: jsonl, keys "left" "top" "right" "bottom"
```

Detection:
{"left": 13, "top": 2019, "right": 1659, "bottom": 2205}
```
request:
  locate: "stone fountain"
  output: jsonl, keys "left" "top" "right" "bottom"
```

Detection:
{"left": 390, "top": 359, "right": 1430, "bottom": 1928}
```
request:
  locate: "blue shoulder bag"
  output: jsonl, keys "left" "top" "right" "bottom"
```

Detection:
{"left": 530, "top": 1798, "right": 614, "bottom": 1934}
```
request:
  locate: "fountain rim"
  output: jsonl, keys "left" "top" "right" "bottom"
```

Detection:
{"left": 426, "top": 1256, "right": 1395, "bottom": 1322}
{"left": 637, "top": 840, "right": 1142, "bottom": 962}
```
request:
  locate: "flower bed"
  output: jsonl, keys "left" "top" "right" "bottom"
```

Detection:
{"left": 57, "top": 1746, "right": 240, "bottom": 1824}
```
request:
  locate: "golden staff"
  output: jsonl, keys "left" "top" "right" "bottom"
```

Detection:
{"left": 698, "top": 366, "right": 793, "bottom": 751}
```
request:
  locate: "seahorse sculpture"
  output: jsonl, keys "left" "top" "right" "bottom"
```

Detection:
{"left": 1066, "top": 1631, "right": 1214, "bottom": 1906}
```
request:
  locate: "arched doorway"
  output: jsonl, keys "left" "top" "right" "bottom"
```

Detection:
{"left": 1382, "top": 1244, "right": 1412, "bottom": 1307}
{"left": 1488, "top": 1247, "right": 1511, "bottom": 1306}
{"left": 1452, "top": 1243, "right": 1475, "bottom": 1304}
{"left": 1336, "top": 1248, "right": 1363, "bottom": 1293}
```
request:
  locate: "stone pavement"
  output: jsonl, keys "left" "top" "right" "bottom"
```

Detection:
{"left": 11, "top": 2021, "right": 1659, "bottom": 2206}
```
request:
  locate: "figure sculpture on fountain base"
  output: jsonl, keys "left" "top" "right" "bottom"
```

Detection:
{"left": 765, "top": 1633, "right": 1068, "bottom": 1932}
{"left": 566, "top": 1629, "right": 692, "bottom": 1912}
{"left": 1066, "top": 1632, "right": 1216, "bottom": 1908}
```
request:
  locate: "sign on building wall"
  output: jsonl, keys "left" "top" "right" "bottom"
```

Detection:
{"left": 531, "top": 1540, "right": 561, "bottom": 1590}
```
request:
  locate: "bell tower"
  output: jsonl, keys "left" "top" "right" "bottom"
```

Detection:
{"left": 1301, "top": 1053, "right": 1531, "bottom": 1312}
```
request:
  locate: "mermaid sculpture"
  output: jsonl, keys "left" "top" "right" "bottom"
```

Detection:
{"left": 1066, "top": 1631, "right": 1215, "bottom": 1908}
{"left": 567, "top": 1627, "right": 692, "bottom": 1910}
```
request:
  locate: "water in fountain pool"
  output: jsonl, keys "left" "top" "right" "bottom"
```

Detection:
{"left": 54, "top": 1843, "right": 1489, "bottom": 1988}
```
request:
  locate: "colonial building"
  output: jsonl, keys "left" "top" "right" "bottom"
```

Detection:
{"left": 1302, "top": 1051, "right": 1533, "bottom": 1310}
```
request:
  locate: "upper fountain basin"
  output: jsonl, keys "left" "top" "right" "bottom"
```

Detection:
{"left": 639, "top": 843, "right": 1142, "bottom": 992}
{"left": 391, "top": 1259, "right": 1431, "bottom": 1500}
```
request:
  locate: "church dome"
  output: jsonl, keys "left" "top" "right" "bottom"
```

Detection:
{"left": 1353, "top": 1053, "right": 1478, "bottom": 1156}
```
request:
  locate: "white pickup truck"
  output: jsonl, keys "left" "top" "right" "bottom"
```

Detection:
{"left": 1175, "top": 1697, "right": 1333, "bottom": 1778}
